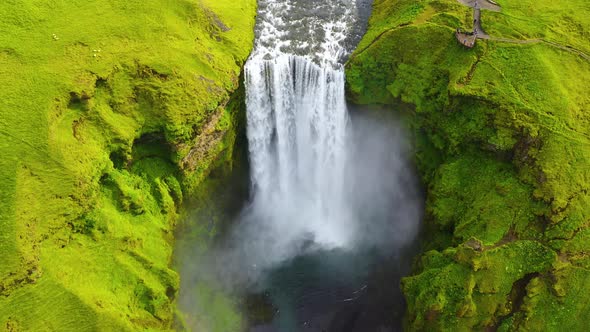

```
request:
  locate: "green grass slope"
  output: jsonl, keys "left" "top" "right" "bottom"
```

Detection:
{"left": 0, "top": 0, "right": 255, "bottom": 330}
{"left": 346, "top": 0, "right": 590, "bottom": 330}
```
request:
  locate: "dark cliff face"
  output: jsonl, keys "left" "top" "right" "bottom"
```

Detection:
{"left": 0, "top": 1, "right": 256, "bottom": 330}
{"left": 346, "top": 0, "right": 590, "bottom": 329}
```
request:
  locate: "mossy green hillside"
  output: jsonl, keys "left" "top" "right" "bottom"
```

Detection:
{"left": 0, "top": 0, "right": 255, "bottom": 330}
{"left": 346, "top": 0, "right": 590, "bottom": 329}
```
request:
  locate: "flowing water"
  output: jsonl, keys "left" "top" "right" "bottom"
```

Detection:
{"left": 239, "top": 0, "right": 420, "bottom": 330}
{"left": 244, "top": 2, "right": 354, "bottom": 265}
{"left": 176, "top": 0, "right": 422, "bottom": 331}
{"left": 242, "top": 0, "right": 375, "bottom": 274}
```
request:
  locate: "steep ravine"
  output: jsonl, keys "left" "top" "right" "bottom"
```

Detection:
{"left": 3, "top": 0, "right": 589, "bottom": 331}
{"left": 346, "top": 0, "right": 590, "bottom": 330}
{"left": 176, "top": 0, "right": 423, "bottom": 331}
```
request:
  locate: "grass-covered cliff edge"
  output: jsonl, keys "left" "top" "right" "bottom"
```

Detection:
{"left": 346, "top": 0, "right": 590, "bottom": 330}
{"left": 0, "top": 1, "right": 255, "bottom": 330}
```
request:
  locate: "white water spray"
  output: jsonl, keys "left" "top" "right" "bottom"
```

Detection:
{"left": 245, "top": 55, "right": 353, "bottom": 245}
{"left": 203, "top": 0, "right": 420, "bottom": 289}
{"left": 245, "top": 0, "right": 358, "bottom": 254}
{"left": 176, "top": 2, "right": 421, "bottom": 329}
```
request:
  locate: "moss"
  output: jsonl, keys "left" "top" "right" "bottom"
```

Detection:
{"left": 347, "top": 0, "right": 590, "bottom": 328}
{"left": 0, "top": 0, "right": 256, "bottom": 330}
{"left": 403, "top": 241, "right": 556, "bottom": 330}
{"left": 514, "top": 266, "right": 590, "bottom": 330}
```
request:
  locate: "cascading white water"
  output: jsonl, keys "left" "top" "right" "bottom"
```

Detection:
{"left": 203, "top": 0, "right": 419, "bottom": 289}
{"left": 245, "top": 57, "right": 352, "bottom": 247}
{"left": 177, "top": 1, "right": 420, "bottom": 329}
{"left": 244, "top": 0, "right": 358, "bottom": 252}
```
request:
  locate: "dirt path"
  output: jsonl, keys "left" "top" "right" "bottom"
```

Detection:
{"left": 455, "top": 0, "right": 497, "bottom": 46}
{"left": 473, "top": 8, "right": 490, "bottom": 39}
{"left": 457, "top": 0, "right": 501, "bottom": 12}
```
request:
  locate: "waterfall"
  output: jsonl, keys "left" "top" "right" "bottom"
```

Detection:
{"left": 244, "top": 0, "right": 358, "bottom": 252}
{"left": 205, "top": 0, "right": 419, "bottom": 289}
{"left": 177, "top": 1, "right": 421, "bottom": 329}
{"left": 245, "top": 56, "right": 352, "bottom": 246}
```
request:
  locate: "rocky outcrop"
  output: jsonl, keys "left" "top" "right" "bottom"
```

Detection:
{"left": 346, "top": 0, "right": 590, "bottom": 329}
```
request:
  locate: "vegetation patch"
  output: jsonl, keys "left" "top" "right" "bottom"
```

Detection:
{"left": 0, "top": 0, "right": 256, "bottom": 330}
